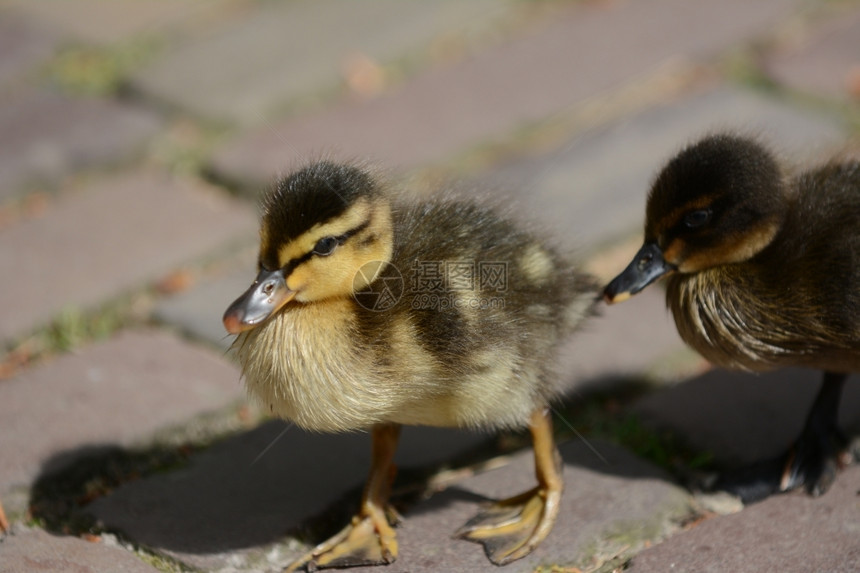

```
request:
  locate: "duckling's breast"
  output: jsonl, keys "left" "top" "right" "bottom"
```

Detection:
{"left": 667, "top": 270, "right": 852, "bottom": 372}
{"left": 231, "top": 297, "right": 547, "bottom": 432}
{"left": 668, "top": 272, "right": 782, "bottom": 371}
{"left": 233, "top": 299, "right": 394, "bottom": 432}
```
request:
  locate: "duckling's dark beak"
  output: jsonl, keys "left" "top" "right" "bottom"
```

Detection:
{"left": 223, "top": 269, "right": 296, "bottom": 334}
{"left": 603, "top": 243, "right": 675, "bottom": 304}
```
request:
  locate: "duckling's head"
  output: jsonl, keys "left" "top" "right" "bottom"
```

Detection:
{"left": 223, "top": 161, "right": 393, "bottom": 333}
{"left": 605, "top": 134, "right": 787, "bottom": 303}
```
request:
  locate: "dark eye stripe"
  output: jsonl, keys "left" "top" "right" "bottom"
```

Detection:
{"left": 282, "top": 250, "right": 315, "bottom": 275}
{"left": 336, "top": 218, "right": 370, "bottom": 243}
{"left": 281, "top": 218, "right": 373, "bottom": 273}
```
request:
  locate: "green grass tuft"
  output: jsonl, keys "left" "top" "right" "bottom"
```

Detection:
{"left": 45, "top": 39, "right": 160, "bottom": 96}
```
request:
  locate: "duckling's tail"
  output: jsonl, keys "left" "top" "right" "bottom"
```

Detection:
{"left": 560, "top": 273, "right": 602, "bottom": 335}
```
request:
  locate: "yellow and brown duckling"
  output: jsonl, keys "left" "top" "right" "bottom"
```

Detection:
{"left": 223, "top": 161, "right": 598, "bottom": 570}
{"left": 605, "top": 133, "right": 859, "bottom": 500}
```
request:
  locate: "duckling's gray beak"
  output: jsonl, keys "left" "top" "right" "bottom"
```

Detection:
{"left": 223, "top": 269, "right": 296, "bottom": 334}
{"left": 603, "top": 243, "right": 675, "bottom": 304}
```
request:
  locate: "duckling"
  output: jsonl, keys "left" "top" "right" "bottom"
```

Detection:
{"left": 604, "top": 133, "right": 859, "bottom": 500}
{"left": 223, "top": 161, "right": 598, "bottom": 570}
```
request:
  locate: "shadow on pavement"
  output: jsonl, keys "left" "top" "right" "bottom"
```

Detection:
{"left": 27, "top": 370, "right": 859, "bottom": 561}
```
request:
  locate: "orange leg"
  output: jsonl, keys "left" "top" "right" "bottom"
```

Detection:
{"left": 457, "top": 408, "right": 563, "bottom": 565}
{"left": 286, "top": 424, "right": 401, "bottom": 572}
{"left": 0, "top": 497, "right": 9, "bottom": 533}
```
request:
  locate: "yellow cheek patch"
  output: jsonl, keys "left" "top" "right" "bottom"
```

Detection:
{"left": 288, "top": 245, "right": 381, "bottom": 302}
{"left": 662, "top": 239, "right": 685, "bottom": 266}
{"left": 675, "top": 218, "right": 781, "bottom": 272}
{"left": 268, "top": 199, "right": 396, "bottom": 303}
{"left": 725, "top": 219, "right": 780, "bottom": 263}
{"left": 676, "top": 250, "right": 713, "bottom": 273}
{"left": 285, "top": 265, "right": 311, "bottom": 293}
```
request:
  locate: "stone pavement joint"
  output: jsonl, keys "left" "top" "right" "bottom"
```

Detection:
{"left": 325, "top": 439, "right": 694, "bottom": 573}
{"left": 209, "top": 0, "right": 805, "bottom": 190}
{"left": 85, "top": 423, "right": 492, "bottom": 571}
{"left": 477, "top": 84, "right": 845, "bottom": 249}
{"left": 0, "top": 330, "right": 243, "bottom": 506}
{"left": 0, "top": 9, "right": 63, "bottom": 90}
{"left": 87, "top": 436, "right": 693, "bottom": 572}
{"left": 154, "top": 264, "right": 257, "bottom": 353}
{"left": 626, "top": 466, "right": 860, "bottom": 573}
{"left": 0, "top": 88, "right": 163, "bottom": 202}
{"left": 0, "top": 527, "right": 160, "bottom": 573}
{"left": 131, "top": 0, "right": 521, "bottom": 126}
{"left": 764, "top": 5, "right": 860, "bottom": 102}
{"left": 0, "top": 169, "right": 256, "bottom": 343}
{"left": 1, "top": 0, "right": 243, "bottom": 47}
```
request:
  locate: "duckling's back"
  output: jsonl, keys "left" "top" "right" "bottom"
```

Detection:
{"left": 353, "top": 197, "right": 598, "bottom": 429}
{"left": 768, "top": 161, "right": 860, "bottom": 362}
{"left": 397, "top": 199, "right": 595, "bottom": 325}
{"left": 781, "top": 160, "right": 860, "bottom": 285}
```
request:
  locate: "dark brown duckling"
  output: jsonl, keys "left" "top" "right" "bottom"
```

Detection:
{"left": 223, "top": 161, "right": 599, "bottom": 570}
{"left": 604, "top": 133, "right": 859, "bottom": 500}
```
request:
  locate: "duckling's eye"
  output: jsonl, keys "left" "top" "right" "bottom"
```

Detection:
{"left": 312, "top": 236, "right": 339, "bottom": 256}
{"left": 683, "top": 209, "right": 712, "bottom": 229}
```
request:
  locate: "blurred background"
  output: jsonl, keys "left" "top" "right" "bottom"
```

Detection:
{"left": 1, "top": 0, "right": 859, "bottom": 571}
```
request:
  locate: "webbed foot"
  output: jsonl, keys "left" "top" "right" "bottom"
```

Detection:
{"left": 456, "top": 484, "right": 561, "bottom": 565}
{"left": 458, "top": 408, "right": 563, "bottom": 565}
{"left": 779, "top": 411, "right": 850, "bottom": 497}
{"left": 717, "top": 372, "right": 851, "bottom": 503}
{"left": 285, "top": 423, "right": 401, "bottom": 572}
{"left": 285, "top": 505, "right": 399, "bottom": 572}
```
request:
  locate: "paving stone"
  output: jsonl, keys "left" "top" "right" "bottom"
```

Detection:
{"left": 0, "top": 330, "right": 243, "bottom": 500}
{"left": 2, "top": 0, "right": 243, "bottom": 46}
{"left": 88, "top": 422, "right": 495, "bottom": 571}
{"left": 0, "top": 169, "right": 256, "bottom": 343}
{"left": 626, "top": 465, "right": 860, "bottom": 573}
{"left": 0, "top": 526, "right": 159, "bottom": 573}
{"left": 0, "top": 88, "right": 163, "bottom": 200}
{"left": 133, "top": 0, "right": 518, "bottom": 125}
{"left": 316, "top": 440, "right": 690, "bottom": 573}
{"left": 0, "top": 9, "right": 63, "bottom": 90}
{"left": 764, "top": 7, "right": 860, "bottom": 102}
{"left": 154, "top": 264, "right": 255, "bottom": 352}
{"left": 478, "top": 85, "right": 845, "bottom": 248}
{"left": 633, "top": 369, "right": 860, "bottom": 466}
{"left": 210, "top": 0, "right": 803, "bottom": 189}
